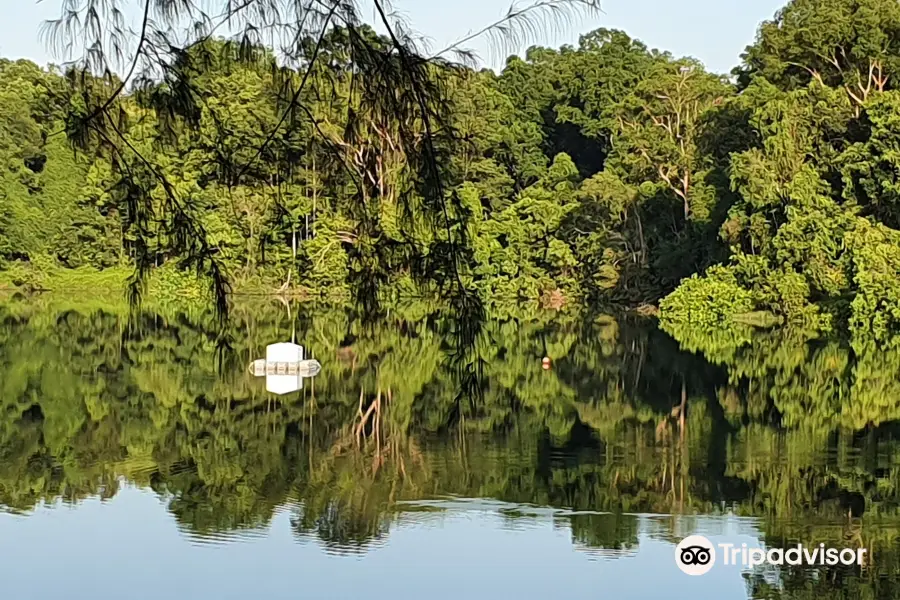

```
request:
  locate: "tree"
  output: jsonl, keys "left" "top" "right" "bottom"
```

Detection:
{"left": 39, "top": 0, "right": 601, "bottom": 324}
{"left": 736, "top": 0, "right": 900, "bottom": 110}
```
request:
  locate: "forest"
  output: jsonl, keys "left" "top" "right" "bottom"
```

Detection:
{"left": 2, "top": 0, "right": 900, "bottom": 347}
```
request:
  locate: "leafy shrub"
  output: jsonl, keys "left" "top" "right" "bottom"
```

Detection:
{"left": 659, "top": 266, "right": 754, "bottom": 329}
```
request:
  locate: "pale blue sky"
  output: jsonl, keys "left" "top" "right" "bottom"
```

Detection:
{"left": 0, "top": 0, "right": 787, "bottom": 74}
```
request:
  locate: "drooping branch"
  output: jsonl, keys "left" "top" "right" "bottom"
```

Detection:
{"left": 40, "top": 0, "right": 598, "bottom": 395}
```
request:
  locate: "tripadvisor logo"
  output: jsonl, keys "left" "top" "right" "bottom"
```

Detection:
{"left": 676, "top": 535, "right": 716, "bottom": 576}
{"left": 675, "top": 535, "right": 868, "bottom": 576}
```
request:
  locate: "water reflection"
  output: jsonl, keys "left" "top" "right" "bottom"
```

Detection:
{"left": 0, "top": 297, "right": 899, "bottom": 598}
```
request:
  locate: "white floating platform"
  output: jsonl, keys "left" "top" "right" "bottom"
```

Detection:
{"left": 248, "top": 359, "right": 322, "bottom": 377}
{"left": 267, "top": 342, "right": 303, "bottom": 363}
{"left": 247, "top": 343, "right": 321, "bottom": 395}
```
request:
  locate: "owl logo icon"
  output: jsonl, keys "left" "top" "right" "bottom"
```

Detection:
{"left": 675, "top": 535, "right": 716, "bottom": 575}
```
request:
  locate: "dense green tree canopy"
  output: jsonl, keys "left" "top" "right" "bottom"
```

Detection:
{"left": 5, "top": 0, "right": 897, "bottom": 352}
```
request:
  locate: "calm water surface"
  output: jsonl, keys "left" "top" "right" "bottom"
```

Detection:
{"left": 1, "top": 299, "right": 899, "bottom": 599}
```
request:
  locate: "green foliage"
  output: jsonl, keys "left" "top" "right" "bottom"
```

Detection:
{"left": 0, "top": 27, "right": 730, "bottom": 312}
{"left": 845, "top": 219, "right": 900, "bottom": 345}
{"left": 4, "top": 0, "right": 900, "bottom": 351}
{"left": 659, "top": 267, "right": 754, "bottom": 329}
{"left": 660, "top": 2, "right": 900, "bottom": 345}
{"left": 737, "top": 0, "right": 900, "bottom": 97}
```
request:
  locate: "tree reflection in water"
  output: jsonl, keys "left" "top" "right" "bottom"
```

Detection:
{"left": 1, "top": 296, "right": 900, "bottom": 597}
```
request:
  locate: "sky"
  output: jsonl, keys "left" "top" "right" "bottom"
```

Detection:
{"left": 0, "top": 0, "right": 787, "bottom": 75}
